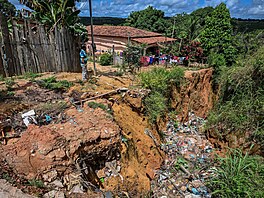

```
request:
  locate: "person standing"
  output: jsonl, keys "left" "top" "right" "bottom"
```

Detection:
{"left": 80, "top": 45, "right": 88, "bottom": 81}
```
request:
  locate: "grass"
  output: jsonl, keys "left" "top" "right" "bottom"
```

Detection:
{"left": 207, "top": 148, "right": 264, "bottom": 197}
{"left": 206, "top": 46, "right": 264, "bottom": 146}
{"left": 4, "top": 77, "right": 15, "bottom": 91}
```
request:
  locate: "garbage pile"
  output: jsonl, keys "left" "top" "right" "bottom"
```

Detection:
{"left": 152, "top": 113, "right": 215, "bottom": 198}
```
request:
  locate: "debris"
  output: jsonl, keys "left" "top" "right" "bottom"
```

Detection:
{"left": 22, "top": 110, "right": 37, "bottom": 127}
{"left": 70, "top": 184, "right": 84, "bottom": 194}
{"left": 73, "top": 87, "right": 129, "bottom": 105}
{"left": 151, "top": 113, "right": 213, "bottom": 197}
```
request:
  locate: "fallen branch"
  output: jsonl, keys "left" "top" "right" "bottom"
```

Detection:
{"left": 73, "top": 87, "right": 128, "bottom": 105}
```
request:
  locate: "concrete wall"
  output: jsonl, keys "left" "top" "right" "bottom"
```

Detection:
{"left": 87, "top": 35, "right": 128, "bottom": 52}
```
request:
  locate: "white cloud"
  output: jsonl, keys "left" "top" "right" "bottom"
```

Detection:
{"left": 248, "top": 5, "right": 264, "bottom": 15}
{"left": 8, "top": 0, "right": 264, "bottom": 19}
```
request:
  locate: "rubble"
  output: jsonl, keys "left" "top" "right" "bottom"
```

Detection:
{"left": 151, "top": 112, "right": 214, "bottom": 197}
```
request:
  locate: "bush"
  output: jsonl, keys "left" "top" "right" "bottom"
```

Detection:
{"left": 208, "top": 148, "right": 264, "bottom": 197}
{"left": 139, "top": 67, "right": 185, "bottom": 123}
{"left": 88, "top": 101, "right": 112, "bottom": 114}
{"left": 206, "top": 46, "right": 264, "bottom": 145}
{"left": 144, "top": 92, "right": 167, "bottom": 123}
{"left": 37, "top": 76, "right": 73, "bottom": 91}
{"left": 139, "top": 67, "right": 184, "bottom": 95}
{"left": 99, "top": 53, "right": 113, "bottom": 66}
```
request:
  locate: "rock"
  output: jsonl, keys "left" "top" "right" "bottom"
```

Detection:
{"left": 43, "top": 190, "right": 65, "bottom": 198}
{"left": 43, "top": 170, "right": 58, "bottom": 182}
{"left": 43, "top": 190, "right": 56, "bottom": 198}
{"left": 52, "top": 180, "right": 64, "bottom": 188}
{"left": 70, "top": 184, "right": 84, "bottom": 194}
{"left": 104, "top": 191, "right": 113, "bottom": 198}
{"left": 0, "top": 179, "right": 36, "bottom": 198}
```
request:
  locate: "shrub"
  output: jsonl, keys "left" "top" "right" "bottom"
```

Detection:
{"left": 206, "top": 46, "right": 264, "bottom": 146}
{"left": 144, "top": 92, "right": 167, "bottom": 123}
{"left": 99, "top": 53, "right": 113, "bottom": 66}
{"left": 88, "top": 101, "right": 112, "bottom": 114}
{"left": 37, "top": 76, "right": 73, "bottom": 91}
{"left": 139, "top": 67, "right": 184, "bottom": 95}
{"left": 208, "top": 148, "right": 264, "bottom": 197}
{"left": 139, "top": 67, "right": 184, "bottom": 123}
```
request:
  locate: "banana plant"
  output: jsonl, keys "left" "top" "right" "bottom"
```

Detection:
{"left": 20, "top": 0, "right": 81, "bottom": 31}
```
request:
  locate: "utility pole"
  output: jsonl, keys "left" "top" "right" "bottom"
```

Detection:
{"left": 89, "top": 0, "right": 97, "bottom": 75}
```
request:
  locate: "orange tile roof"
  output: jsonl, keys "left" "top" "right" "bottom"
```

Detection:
{"left": 132, "top": 36, "right": 176, "bottom": 44}
{"left": 87, "top": 25, "right": 161, "bottom": 38}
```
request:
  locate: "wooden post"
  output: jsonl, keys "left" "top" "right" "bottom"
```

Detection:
{"left": 89, "top": 0, "right": 97, "bottom": 75}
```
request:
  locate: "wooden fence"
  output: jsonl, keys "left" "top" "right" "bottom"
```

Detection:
{"left": 0, "top": 16, "right": 81, "bottom": 77}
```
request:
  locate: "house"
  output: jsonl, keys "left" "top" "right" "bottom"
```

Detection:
{"left": 87, "top": 25, "right": 176, "bottom": 54}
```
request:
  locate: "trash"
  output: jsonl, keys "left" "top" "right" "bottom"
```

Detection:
{"left": 192, "top": 187, "right": 200, "bottom": 195}
{"left": 151, "top": 113, "right": 213, "bottom": 197}
{"left": 45, "top": 114, "right": 52, "bottom": 123}
{"left": 22, "top": 110, "right": 38, "bottom": 127}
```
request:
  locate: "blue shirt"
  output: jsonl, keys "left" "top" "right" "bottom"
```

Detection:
{"left": 80, "top": 49, "right": 88, "bottom": 64}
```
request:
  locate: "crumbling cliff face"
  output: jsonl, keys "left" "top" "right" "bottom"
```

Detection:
{"left": 1, "top": 101, "right": 121, "bottom": 193}
{"left": 171, "top": 68, "right": 215, "bottom": 121}
{"left": 112, "top": 89, "right": 164, "bottom": 196}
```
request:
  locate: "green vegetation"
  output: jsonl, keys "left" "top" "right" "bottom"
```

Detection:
{"left": 207, "top": 46, "right": 264, "bottom": 146}
{"left": 139, "top": 67, "right": 184, "bottom": 94}
{"left": 139, "top": 67, "right": 184, "bottom": 123}
{"left": 208, "top": 148, "right": 264, "bottom": 197}
{"left": 21, "top": 72, "right": 42, "bottom": 81}
{"left": 99, "top": 53, "right": 113, "bottom": 66}
{"left": 37, "top": 76, "right": 73, "bottom": 91}
{"left": 123, "top": 45, "right": 144, "bottom": 73}
{"left": 4, "top": 77, "right": 15, "bottom": 91}
{"left": 0, "top": 0, "right": 16, "bottom": 16}
{"left": 124, "top": 6, "right": 168, "bottom": 33}
{"left": 201, "top": 3, "right": 236, "bottom": 66}
{"left": 144, "top": 92, "right": 167, "bottom": 123}
{"left": 28, "top": 179, "right": 44, "bottom": 188}
{"left": 88, "top": 101, "right": 112, "bottom": 114}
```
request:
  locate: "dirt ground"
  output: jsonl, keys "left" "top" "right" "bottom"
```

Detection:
{"left": 0, "top": 63, "right": 217, "bottom": 197}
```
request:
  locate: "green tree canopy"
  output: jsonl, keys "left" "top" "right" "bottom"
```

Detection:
{"left": 0, "top": 0, "right": 16, "bottom": 16}
{"left": 200, "top": 3, "right": 236, "bottom": 64}
{"left": 124, "top": 6, "right": 168, "bottom": 33}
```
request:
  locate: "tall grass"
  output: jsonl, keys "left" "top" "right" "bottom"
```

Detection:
{"left": 206, "top": 46, "right": 264, "bottom": 145}
{"left": 208, "top": 148, "right": 264, "bottom": 197}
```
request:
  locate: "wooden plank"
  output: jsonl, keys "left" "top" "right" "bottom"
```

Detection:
{"left": 0, "top": 13, "right": 15, "bottom": 76}
{"left": 12, "top": 20, "right": 24, "bottom": 75}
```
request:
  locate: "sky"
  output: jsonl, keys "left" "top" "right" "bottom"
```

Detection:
{"left": 8, "top": 0, "right": 264, "bottom": 19}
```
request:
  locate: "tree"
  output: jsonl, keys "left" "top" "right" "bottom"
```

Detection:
{"left": 20, "top": 0, "right": 80, "bottom": 29}
{"left": 124, "top": 6, "right": 168, "bottom": 33}
{"left": 200, "top": 3, "right": 236, "bottom": 65}
{"left": 0, "top": 0, "right": 16, "bottom": 16}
